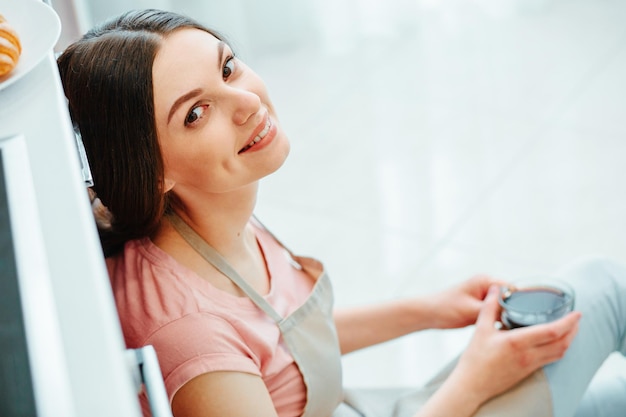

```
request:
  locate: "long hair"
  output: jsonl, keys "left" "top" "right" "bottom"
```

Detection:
{"left": 57, "top": 9, "right": 223, "bottom": 256}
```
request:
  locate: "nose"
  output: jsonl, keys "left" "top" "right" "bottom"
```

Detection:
{"left": 229, "top": 87, "right": 262, "bottom": 126}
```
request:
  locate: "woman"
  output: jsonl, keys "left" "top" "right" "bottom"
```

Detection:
{"left": 57, "top": 9, "right": 626, "bottom": 417}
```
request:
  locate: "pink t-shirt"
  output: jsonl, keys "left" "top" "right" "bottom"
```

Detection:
{"left": 107, "top": 222, "right": 315, "bottom": 417}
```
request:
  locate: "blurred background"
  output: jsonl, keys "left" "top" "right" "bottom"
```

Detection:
{"left": 54, "top": 0, "right": 626, "bottom": 389}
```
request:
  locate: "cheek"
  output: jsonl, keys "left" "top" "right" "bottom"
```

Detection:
{"left": 161, "top": 140, "right": 203, "bottom": 181}
{"left": 165, "top": 148, "right": 218, "bottom": 180}
{"left": 161, "top": 136, "right": 238, "bottom": 192}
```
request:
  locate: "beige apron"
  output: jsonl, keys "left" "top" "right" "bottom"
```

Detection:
{"left": 170, "top": 213, "right": 553, "bottom": 417}
{"left": 339, "top": 358, "right": 553, "bottom": 417}
{"left": 169, "top": 213, "right": 343, "bottom": 417}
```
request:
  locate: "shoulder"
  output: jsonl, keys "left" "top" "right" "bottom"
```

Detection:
{"left": 106, "top": 237, "right": 281, "bottom": 352}
{"left": 106, "top": 238, "right": 202, "bottom": 346}
{"left": 143, "top": 311, "right": 266, "bottom": 407}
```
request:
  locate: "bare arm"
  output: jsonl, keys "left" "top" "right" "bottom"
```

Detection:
{"left": 334, "top": 296, "right": 433, "bottom": 354}
{"left": 171, "top": 371, "right": 279, "bottom": 417}
{"left": 334, "top": 275, "right": 496, "bottom": 354}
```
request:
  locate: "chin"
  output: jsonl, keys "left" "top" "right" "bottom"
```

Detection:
{"left": 272, "top": 139, "right": 291, "bottom": 171}
{"left": 263, "top": 135, "right": 290, "bottom": 178}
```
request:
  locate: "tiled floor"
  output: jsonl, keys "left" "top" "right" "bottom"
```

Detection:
{"left": 79, "top": 0, "right": 626, "bottom": 394}
{"left": 244, "top": 0, "right": 626, "bottom": 388}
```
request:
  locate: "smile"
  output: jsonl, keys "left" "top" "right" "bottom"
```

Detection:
{"left": 239, "top": 118, "right": 272, "bottom": 154}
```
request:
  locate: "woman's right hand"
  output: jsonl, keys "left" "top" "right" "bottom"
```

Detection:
{"left": 455, "top": 285, "right": 581, "bottom": 408}
{"left": 415, "top": 285, "right": 581, "bottom": 417}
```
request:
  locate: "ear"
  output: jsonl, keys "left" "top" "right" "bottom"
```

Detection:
{"left": 163, "top": 178, "right": 176, "bottom": 192}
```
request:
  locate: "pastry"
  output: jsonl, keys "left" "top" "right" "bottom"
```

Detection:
{"left": 0, "top": 14, "right": 22, "bottom": 77}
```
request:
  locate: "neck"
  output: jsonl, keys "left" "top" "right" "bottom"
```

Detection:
{"left": 158, "top": 182, "right": 259, "bottom": 258}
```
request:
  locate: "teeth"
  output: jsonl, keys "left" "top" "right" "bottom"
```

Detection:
{"left": 257, "top": 119, "right": 271, "bottom": 139}
{"left": 243, "top": 118, "right": 271, "bottom": 150}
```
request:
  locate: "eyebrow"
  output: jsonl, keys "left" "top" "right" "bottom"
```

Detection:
{"left": 166, "top": 41, "right": 226, "bottom": 125}
{"left": 167, "top": 88, "right": 202, "bottom": 125}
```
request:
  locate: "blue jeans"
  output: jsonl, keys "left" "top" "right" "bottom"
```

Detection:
{"left": 544, "top": 257, "right": 626, "bottom": 417}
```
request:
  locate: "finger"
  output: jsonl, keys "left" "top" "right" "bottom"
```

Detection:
{"left": 466, "top": 275, "right": 504, "bottom": 299}
{"left": 514, "top": 311, "right": 582, "bottom": 347}
{"left": 533, "top": 319, "right": 580, "bottom": 365}
{"left": 476, "top": 286, "right": 502, "bottom": 329}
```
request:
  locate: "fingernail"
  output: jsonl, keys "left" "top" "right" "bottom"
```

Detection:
{"left": 489, "top": 285, "right": 499, "bottom": 295}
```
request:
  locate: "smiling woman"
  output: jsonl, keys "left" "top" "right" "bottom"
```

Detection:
{"left": 57, "top": 8, "right": 626, "bottom": 417}
{"left": 58, "top": 10, "right": 289, "bottom": 257}
{"left": 150, "top": 27, "right": 289, "bottom": 199}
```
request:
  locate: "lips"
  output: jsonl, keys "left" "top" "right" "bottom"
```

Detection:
{"left": 239, "top": 116, "right": 272, "bottom": 154}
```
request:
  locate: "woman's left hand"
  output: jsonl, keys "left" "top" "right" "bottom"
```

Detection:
{"left": 425, "top": 275, "right": 507, "bottom": 329}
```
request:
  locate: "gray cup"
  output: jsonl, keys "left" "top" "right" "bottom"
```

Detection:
{"left": 498, "top": 278, "right": 575, "bottom": 329}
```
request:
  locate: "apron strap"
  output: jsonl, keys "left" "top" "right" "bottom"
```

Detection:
{"left": 168, "top": 212, "right": 283, "bottom": 323}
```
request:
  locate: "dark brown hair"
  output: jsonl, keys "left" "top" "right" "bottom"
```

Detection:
{"left": 57, "top": 9, "right": 223, "bottom": 256}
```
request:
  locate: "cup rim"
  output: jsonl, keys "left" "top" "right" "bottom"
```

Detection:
{"left": 498, "top": 277, "right": 575, "bottom": 315}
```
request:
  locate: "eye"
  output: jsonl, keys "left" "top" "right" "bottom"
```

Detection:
{"left": 223, "top": 56, "right": 235, "bottom": 80}
{"left": 184, "top": 104, "right": 209, "bottom": 126}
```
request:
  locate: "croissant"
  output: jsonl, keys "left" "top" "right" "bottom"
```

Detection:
{"left": 0, "top": 14, "right": 22, "bottom": 77}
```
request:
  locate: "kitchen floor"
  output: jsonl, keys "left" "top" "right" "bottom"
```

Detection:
{"left": 248, "top": 0, "right": 626, "bottom": 389}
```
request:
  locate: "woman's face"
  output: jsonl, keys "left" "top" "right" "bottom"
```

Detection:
{"left": 152, "top": 28, "right": 290, "bottom": 196}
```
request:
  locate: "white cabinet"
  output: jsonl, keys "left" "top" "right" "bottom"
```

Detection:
{"left": 0, "top": 1, "right": 142, "bottom": 415}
